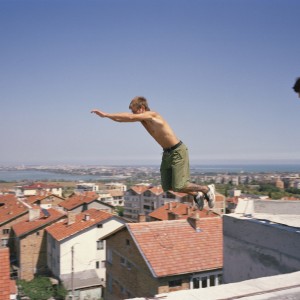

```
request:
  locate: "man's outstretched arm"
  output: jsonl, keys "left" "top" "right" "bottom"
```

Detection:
{"left": 91, "top": 109, "right": 154, "bottom": 122}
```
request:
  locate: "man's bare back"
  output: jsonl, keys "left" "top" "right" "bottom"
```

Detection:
{"left": 140, "top": 112, "right": 180, "bottom": 149}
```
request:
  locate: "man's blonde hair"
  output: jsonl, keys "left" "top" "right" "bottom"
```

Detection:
{"left": 129, "top": 96, "right": 150, "bottom": 111}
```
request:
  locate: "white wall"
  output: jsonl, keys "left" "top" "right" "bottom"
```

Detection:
{"left": 47, "top": 217, "right": 125, "bottom": 280}
{"left": 223, "top": 214, "right": 300, "bottom": 284}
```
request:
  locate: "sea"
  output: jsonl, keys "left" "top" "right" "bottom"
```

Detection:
{"left": 1, "top": 164, "right": 300, "bottom": 182}
{"left": 0, "top": 170, "right": 128, "bottom": 182}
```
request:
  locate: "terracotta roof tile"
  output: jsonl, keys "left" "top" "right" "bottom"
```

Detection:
{"left": 24, "top": 193, "right": 64, "bottom": 204}
{"left": 148, "top": 186, "right": 164, "bottom": 195}
{"left": 149, "top": 202, "right": 219, "bottom": 221}
{"left": 0, "top": 196, "right": 29, "bottom": 225}
{"left": 59, "top": 194, "right": 97, "bottom": 210}
{"left": 12, "top": 208, "right": 65, "bottom": 237}
{"left": 130, "top": 186, "right": 150, "bottom": 194}
{"left": 127, "top": 217, "right": 223, "bottom": 277}
{"left": 46, "top": 208, "right": 113, "bottom": 241}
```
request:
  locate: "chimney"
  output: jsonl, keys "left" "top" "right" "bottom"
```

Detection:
{"left": 168, "top": 211, "right": 178, "bottom": 220}
{"left": 29, "top": 208, "right": 40, "bottom": 221}
{"left": 188, "top": 214, "right": 202, "bottom": 232}
{"left": 186, "top": 206, "right": 191, "bottom": 216}
{"left": 138, "top": 214, "right": 146, "bottom": 222}
{"left": 67, "top": 211, "right": 76, "bottom": 225}
{"left": 84, "top": 213, "right": 90, "bottom": 221}
{"left": 168, "top": 202, "right": 172, "bottom": 210}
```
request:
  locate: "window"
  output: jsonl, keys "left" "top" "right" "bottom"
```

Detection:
{"left": 97, "top": 240, "right": 104, "bottom": 250}
{"left": 1, "top": 239, "right": 8, "bottom": 247}
{"left": 107, "top": 249, "right": 113, "bottom": 264}
{"left": 107, "top": 274, "right": 112, "bottom": 293}
{"left": 193, "top": 278, "right": 200, "bottom": 289}
{"left": 126, "top": 261, "right": 132, "bottom": 270}
{"left": 120, "top": 257, "right": 126, "bottom": 265}
{"left": 126, "top": 239, "right": 130, "bottom": 246}
{"left": 210, "top": 275, "right": 216, "bottom": 287}
{"left": 2, "top": 229, "right": 9, "bottom": 235}
{"left": 169, "top": 279, "right": 182, "bottom": 288}
{"left": 97, "top": 224, "right": 103, "bottom": 228}
{"left": 192, "top": 272, "right": 222, "bottom": 289}
{"left": 202, "top": 277, "right": 208, "bottom": 288}
{"left": 96, "top": 261, "right": 100, "bottom": 269}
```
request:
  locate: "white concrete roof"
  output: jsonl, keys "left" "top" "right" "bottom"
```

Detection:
{"left": 234, "top": 199, "right": 300, "bottom": 228}
{"left": 127, "top": 271, "right": 300, "bottom": 300}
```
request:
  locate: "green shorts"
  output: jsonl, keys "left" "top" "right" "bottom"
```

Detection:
{"left": 160, "top": 142, "right": 190, "bottom": 192}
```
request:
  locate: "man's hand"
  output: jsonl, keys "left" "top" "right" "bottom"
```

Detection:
{"left": 91, "top": 109, "right": 107, "bottom": 118}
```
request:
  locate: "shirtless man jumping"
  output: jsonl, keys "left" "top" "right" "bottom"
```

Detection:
{"left": 91, "top": 96, "right": 215, "bottom": 210}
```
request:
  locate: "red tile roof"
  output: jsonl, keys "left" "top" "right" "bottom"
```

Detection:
{"left": 0, "top": 196, "right": 29, "bottom": 225}
{"left": 127, "top": 217, "right": 223, "bottom": 277}
{"left": 0, "top": 248, "right": 11, "bottom": 300}
{"left": 59, "top": 194, "right": 97, "bottom": 210}
{"left": 148, "top": 186, "right": 164, "bottom": 195}
{"left": 12, "top": 208, "right": 65, "bottom": 237}
{"left": 0, "top": 194, "right": 16, "bottom": 203}
{"left": 130, "top": 186, "right": 150, "bottom": 194}
{"left": 24, "top": 193, "right": 64, "bottom": 204}
{"left": 149, "top": 202, "right": 219, "bottom": 221}
{"left": 46, "top": 208, "right": 113, "bottom": 241}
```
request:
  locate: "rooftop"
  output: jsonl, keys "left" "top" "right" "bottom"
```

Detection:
{"left": 149, "top": 201, "right": 219, "bottom": 221}
{"left": 127, "top": 217, "right": 223, "bottom": 277}
{"left": 12, "top": 208, "right": 65, "bottom": 237}
{"left": 58, "top": 194, "right": 97, "bottom": 210}
{"left": 46, "top": 208, "right": 114, "bottom": 241}
{"left": 234, "top": 199, "right": 300, "bottom": 228}
{"left": 0, "top": 195, "right": 28, "bottom": 225}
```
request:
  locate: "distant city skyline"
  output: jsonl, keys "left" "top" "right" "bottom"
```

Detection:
{"left": 1, "top": 0, "right": 300, "bottom": 166}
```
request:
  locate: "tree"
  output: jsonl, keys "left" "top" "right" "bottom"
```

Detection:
{"left": 18, "top": 276, "right": 67, "bottom": 300}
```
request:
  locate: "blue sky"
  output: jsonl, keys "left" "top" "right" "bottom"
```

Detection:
{"left": 1, "top": 0, "right": 300, "bottom": 166}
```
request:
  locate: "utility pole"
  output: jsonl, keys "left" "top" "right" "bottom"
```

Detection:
{"left": 71, "top": 245, "right": 74, "bottom": 299}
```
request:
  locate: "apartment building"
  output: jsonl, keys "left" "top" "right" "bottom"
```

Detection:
{"left": 105, "top": 182, "right": 127, "bottom": 192}
{"left": 46, "top": 208, "right": 126, "bottom": 299}
{"left": 15, "top": 183, "right": 63, "bottom": 197}
{"left": 124, "top": 185, "right": 192, "bottom": 222}
{"left": 75, "top": 182, "right": 99, "bottom": 192}
{"left": 124, "top": 185, "right": 225, "bottom": 221}
{"left": 11, "top": 207, "right": 66, "bottom": 280}
{"left": 104, "top": 216, "right": 223, "bottom": 299}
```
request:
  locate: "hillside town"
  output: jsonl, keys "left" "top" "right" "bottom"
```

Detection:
{"left": 1, "top": 170, "right": 300, "bottom": 299}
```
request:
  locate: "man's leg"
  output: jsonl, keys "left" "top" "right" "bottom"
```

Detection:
{"left": 179, "top": 183, "right": 216, "bottom": 210}
{"left": 160, "top": 153, "right": 173, "bottom": 192}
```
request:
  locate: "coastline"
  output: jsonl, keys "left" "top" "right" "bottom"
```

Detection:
{"left": 1, "top": 163, "right": 300, "bottom": 182}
